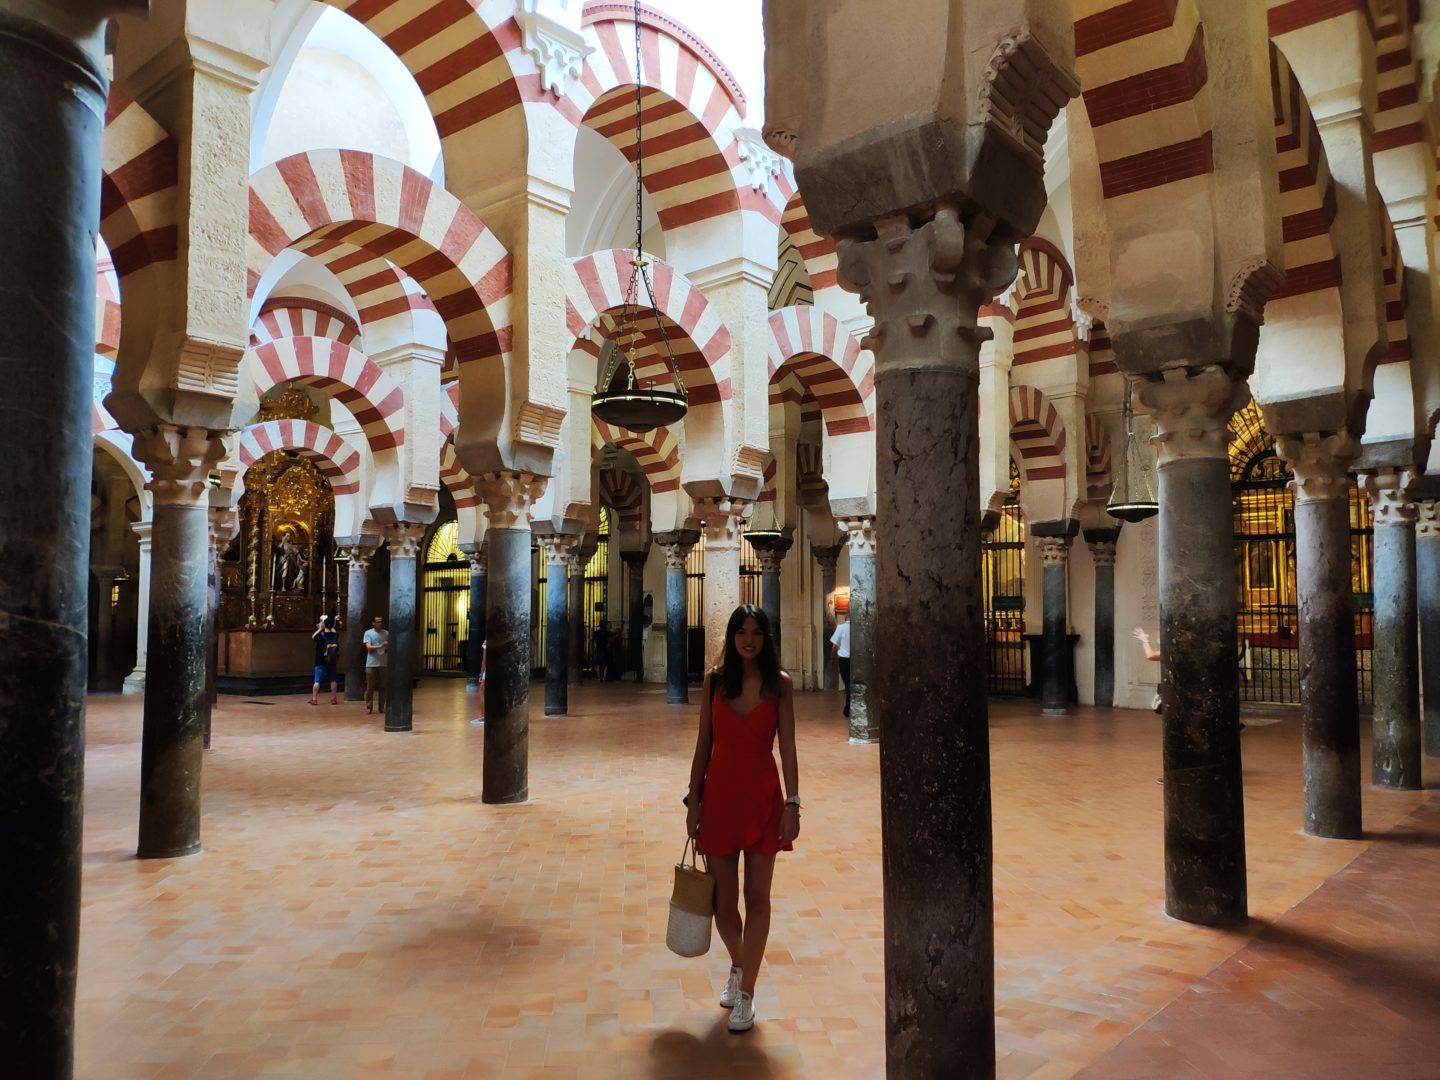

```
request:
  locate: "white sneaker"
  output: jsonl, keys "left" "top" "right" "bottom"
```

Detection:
{"left": 728, "top": 991, "right": 755, "bottom": 1033}
{"left": 719, "top": 965, "right": 743, "bottom": 1008}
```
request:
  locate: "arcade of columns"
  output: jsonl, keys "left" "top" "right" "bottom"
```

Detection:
{"left": 3, "top": 0, "right": 1440, "bottom": 1077}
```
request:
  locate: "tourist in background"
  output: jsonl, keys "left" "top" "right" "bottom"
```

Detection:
{"left": 310, "top": 615, "right": 340, "bottom": 706}
{"left": 830, "top": 609, "right": 852, "bottom": 718}
{"left": 363, "top": 615, "right": 389, "bottom": 714}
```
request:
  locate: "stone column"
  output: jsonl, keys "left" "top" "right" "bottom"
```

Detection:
{"left": 568, "top": 548, "right": 589, "bottom": 685}
{"left": 1420, "top": 500, "right": 1440, "bottom": 757}
{"left": 812, "top": 544, "right": 842, "bottom": 691}
{"left": 202, "top": 509, "right": 237, "bottom": 748}
{"left": 380, "top": 523, "right": 425, "bottom": 733}
{"left": 621, "top": 550, "right": 648, "bottom": 680}
{"left": 340, "top": 544, "right": 375, "bottom": 701}
{"left": 745, "top": 533, "right": 793, "bottom": 656}
{"left": 1277, "top": 432, "right": 1362, "bottom": 839}
{"left": 694, "top": 496, "right": 753, "bottom": 672}
{"left": 1035, "top": 534, "right": 1071, "bottom": 715}
{"left": 837, "top": 517, "right": 877, "bottom": 744}
{"left": 0, "top": 9, "right": 116, "bottom": 1068}
{"left": 123, "top": 521, "right": 153, "bottom": 694}
{"left": 477, "top": 472, "right": 545, "bottom": 804}
{"left": 131, "top": 426, "right": 225, "bottom": 859}
{"left": 1362, "top": 471, "right": 1421, "bottom": 788}
{"left": 462, "top": 541, "right": 487, "bottom": 690}
{"left": 1135, "top": 366, "right": 1249, "bottom": 925}
{"left": 656, "top": 531, "right": 700, "bottom": 704}
{"left": 1086, "top": 532, "right": 1119, "bottom": 708}
{"left": 539, "top": 536, "right": 578, "bottom": 716}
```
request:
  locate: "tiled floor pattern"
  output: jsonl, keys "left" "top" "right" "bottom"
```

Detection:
{"left": 74, "top": 685, "right": 1437, "bottom": 1079}
{"left": 1080, "top": 799, "right": 1440, "bottom": 1079}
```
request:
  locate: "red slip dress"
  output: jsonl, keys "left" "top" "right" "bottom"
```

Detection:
{"left": 697, "top": 690, "right": 792, "bottom": 857}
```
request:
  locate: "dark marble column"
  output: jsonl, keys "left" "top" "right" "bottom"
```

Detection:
{"left": 568, "top": 550, "right": 588, "bottom": 685}
{"left": 1135, "top": 366, "right": 1248, "bottom": 925}
{"left": 1085, "top": 531, "right": 1119, "bottom": 708}
{"left": 838, "top": 517, "right": 877, "bottom": 744}
{"left": 1419, "top": 500, "right": 1440, "bottom": 757}
{"left": 621, "top": 550, "right": 648, "bottom": 681}
{"left": 1035, "top": 533, "right": 1072, "bottom": 715}
{"left": 133, "top": 427, "right": 226, "bottom": 860}
{"left": 656, "top": 531, "right": 700, "bottom": 705}
{"left": 0, "top": 12, "right": 110, "bottom": 1068}
{"left": 203, "top": 509, "right": 237, "bottom": 747}
{"left": 745, "top": 532, "right": 793, "bottom": 657}
{"left": 381, "top": 523, "right": 425, "bottom": 733}
{"left": 1362, "top": 471, "right": 1421, "bottom": 788}
{"left": 1278, "top": 433, "right": 1361, "bottom": 839}
{"left": 540, "top": 536, "right": 577, "bottom": 716}
{"left": 478, "top": 472, "right": 545, "bottom": 804}
{"left": 812, "top": 543, "right": 842, "bottom": 691}
{"left": 340, "top": 544, "right": 375, "bottom": 701}
{"left": 462, "top": 540, "right": 487, "bottom": 690}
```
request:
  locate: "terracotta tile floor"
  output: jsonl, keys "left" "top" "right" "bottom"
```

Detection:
{"left": 74, "top": 685, "right": 1437, "bottom": 1079}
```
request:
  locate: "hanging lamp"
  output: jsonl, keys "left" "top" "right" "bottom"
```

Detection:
{"left": 590, "top": 0, "right": 689, "bottom": 435}
{"left": 1107, "top": 377, "right": 1160, "bottom": 523}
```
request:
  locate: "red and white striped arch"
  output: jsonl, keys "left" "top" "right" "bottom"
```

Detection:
{"left": 567, "top": 249, "right": 731, "bottom": 406}
{"left": 568, "top": 4, "right": 752, "bottom": 232}
{"left": 767, "top": 306, "right": 871, "bottom": 436}
{"left": 238, "top": 420, "right": 362, "bottom": 497}
{"left": 306, "top": 256, "right": 447, "bottom": 356}
{"left": 1009, "top": 384, "right": 1068, "bottom": 484}
{"left": 598, "top": 466, "right": 645, "bottom": 526}
{"left": 1074, "top": 1, "right": 1213, "bottom": 201}
{"left": 247, "top": 337, "right": 405, "bottom": 454}
{"left": 796, "top": 441, "right": 826, "bottom": 506}
{"left": 1011, "top": 239, "right": 1077, "bottom": 369}
{"left": 1381, "top": 212, "right": 1410, "bottom": 364}
{"left": 1268, "top": 43, "right": 1341, "bottom": 301}
{"left": 439, "top": 380, "right": 460, "bottom": 439}
{"left": 768, "top": 370, "right": 822, "bottom": 430}
{"left": 95, "top": 251, "right": 121, "bottom": 360}
{"left": 591, "top": 416, "right": 681, "bottom": 494}
{"left": 248, "top": 150, "right": 511, "bottom": 371}
{"left": 1088, "top": 322, "right": 1118, "bottom": 377}
{"left": 439, "top": 438, "right": 480, "bottom": 510}
{"left": 102, "top": 86, "right": 178, "bottom": 283}
{"left": 779, "top": 191, "right": 839, "bottom": 293}
{"left": 1085, "top": 414, "right": 1113, "bottom": 494}
{"left": 252, "top": 297, "right": 361, "bottom": 348}
{"left": 1373, "top": 2, "right": 1424, "bottom": 152}
{"left": 755, "top": 455, "right": 778, "bottom": 505}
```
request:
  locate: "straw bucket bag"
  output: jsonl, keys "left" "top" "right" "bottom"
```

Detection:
{"left": 666, "top": 836, "right": 715, "bottom": 957}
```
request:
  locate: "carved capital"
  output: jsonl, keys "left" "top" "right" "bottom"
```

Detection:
{"left": 133, "top": 424, "right": 227, "bottom": 508}
{"left": 1417, "top": 500, "right": 1440, "bottom": 540}
{"left": 1275, "top": 431, "right": 1359, "bottom": 505}
{"left": 475, "top": 470, "right": 547, "bottom": 530}
{"left": 1087, "top": 539, "right": 1117, "bottom": 567}
{"left": 1359, "top": 469, "right": 1418, "bottom": 525}
{"left": 838, "top": 204, "right": 1019, "bottom": 377}
{"left": 694, "top": 496, "right": 754, "bottom": 549}
{"left": 537, "top": 533, "right": 581, "bottom": 569}
{"left": 976, "top": 31, "right": 1081, "bottom": 166}
{"left": 1037, "top": 535, "right": 1069, "bottom": 567}
{"left": 1133, "top": 366, "right": 1248, "bottom": 466}
{"left": 735, "top": 126, "right": 783, "bottom": 192}
{"left": 811, "top": 543, "right": 843, "bottom": 574}
{"left": 516, "top": 3, "right": 592, "bottom": 97}
{"left": 655, "top": 529, "right": 701, "bottom": 570}
{"left": 1226, "top": 257, "right": 1286, "bottom": 325}
{"left": 382, "top": 522, "right": 427, "bottom": 561}
{"left": 745, "top": 532, "right": 793, "bottom": 573}
{"left": 340, "top": 545, "right": 375, "bottom": 571}
{"left": 838, "top": 515, "right": 877, "bottom": 558}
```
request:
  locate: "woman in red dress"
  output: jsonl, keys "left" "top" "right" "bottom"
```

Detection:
{"left": 685, "top": 604, "right": 800, "bottom": 1033}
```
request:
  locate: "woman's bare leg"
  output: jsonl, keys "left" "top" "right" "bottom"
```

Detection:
{"left": 709, "top": 853, "right": 744, "bottom": 967}
{"left": 739, "top": 851, "right": 776, "bottom": 995}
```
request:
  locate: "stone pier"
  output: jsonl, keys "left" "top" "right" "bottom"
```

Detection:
{"left": 340, "top": 542, "right": 376, "bottom": 701}
{"left": 656, "top": 531, "right": 700, "bottom": 705}
{"left": 621, "top": 550, "right": 647, "bottom": 680}
{"left": 1086, "top": 531, "right": 1119, "bottom": 709}
{"left": 540, "top": 536, "right": 578, "bottom": 716}
{"left": 1035, "top": 532, "right": 1072, "bottom": 715}
{"left": 693, "top": 497, "right": 752, "bottom": 673}
{"left": 381, "top": 523, "right": 425, "bottom": 733}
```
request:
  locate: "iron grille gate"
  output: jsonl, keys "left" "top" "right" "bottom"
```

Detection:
{"left": 982, "top": 500, "right": 1028, "bottom": 695}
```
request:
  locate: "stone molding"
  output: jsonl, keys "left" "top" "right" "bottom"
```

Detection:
{"left": 837, "top": 204, "right": 1020, "bottom": 377}
{"left": 655, "top": 529, "right": 701, "bottom": 570}
{"left": 382, "top": 522, "right": 426, "bottom": 561}
{"left": 476, "top": 470, "right": 547, "bottom": 530}
{"left": 694, "top": 496, "right": 753, "bottom": 549}
{"left": 134, "top": 424, "right": 227, "bottom": 509}
{"left": 976, "top": 31, "right": 1081, "bottom": 166}
{"left": 1225, "top": 256, "right": 1286, "bottom": 325}
{"left": 1359, "top": 469, "right": 1418, "bottom": 526}
{"left": 1133, "top": 366, "right": 1247, "bottom": 466}
{"left": 1275, "top": 431, "right": 1360, "bottom": 505}
{"left": 516, "top": 2, "right": 592, "bottom": 97}
{"left": 735, "top": 126, "right": 783, "bottom": 192}
{"left": 1037, "top": 535, "right": 1070, "bottom": 567}
{"left": 1415, "top": 499, "right": 1439, "bottom": 540}
{"left": 1087, "top": 539, "right": 1117, "bottom": 567}
{"left": 838, "top": 515, "right": 877, "bottom": 558}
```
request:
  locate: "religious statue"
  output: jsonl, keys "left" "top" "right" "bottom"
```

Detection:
{"left": 273, "top": 533, "right": 302, "bottom": 593}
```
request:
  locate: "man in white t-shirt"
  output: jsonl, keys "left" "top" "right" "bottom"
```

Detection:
{"left": 830, "top": 613, "right": 852, "bottom": 718}
{"left": 363, "top": 616, "right": 389, "bottom": 714}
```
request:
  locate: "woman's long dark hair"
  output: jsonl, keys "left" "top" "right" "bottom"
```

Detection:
{"left": 715, "top": 604, "right": 782, "bottom": 702}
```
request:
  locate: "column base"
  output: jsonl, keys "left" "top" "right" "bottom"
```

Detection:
{"left": 667, "top": 693, "right": 688, "bottom": 705}
{"left": 1042, "top": 706, "right": 1069, "bottom": 717}
{"left": 122, "top": 670, "right": 145, "bottom": 695}
{"left": 848, "top": 735, "right": 878, "bottom": 746}
{"left": 384, "top": 723, "right": 413, "bottom": 733}
{"left": 466, "top": 677, "right": 480, "bottom": 690}
{"left": 544, "top": 706, "right": 566, "bottom": 717}
{"left": 482, "top": 789, "right": 528, "bottom": 805}
{"left": 137, "top": 841, "right": 201, "bottom": 861}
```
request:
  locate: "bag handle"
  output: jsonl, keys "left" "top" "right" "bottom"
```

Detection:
{"left": 680, "top": 834, "right": 709, "bottom": 875}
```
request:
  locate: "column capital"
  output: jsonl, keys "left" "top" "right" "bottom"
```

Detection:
{"left": 1086, "top": 539, "right": 1117, "bottom": 567}
{"left": 133, "top": 424, "right": 227, "bottom": 508}
{"left": 744, "top": 531, "right": 793, "bottom": 573}
{"left": 837, "top": 204, "right": 1020, "bottom": 377}
{"left": 1359, "top": 468, "right": 1418, "bottom": 525}
{"left": 619, "top": 548, "right": 650, "bottom": 569}
{"left": 811, "top": 542, "right": 843, "bottom": 573}
{"left": 207, "top": 506, "right": 239, "bottom": 562}
{"left": 537, "top": 533, "right": 582, "bottom": 569}
{"left": 1275, "top": 431, "right": 1360, "bottom": 505}
{"left": 1037, "top": 535, "right": 1070, "bottom": 567}
{"left": 1417, "top": 499, "right": 1440, "bottom": 540}
{"left": 655, "top": 529, "right": 701, "bottom": 570}
{"left": 694, "top": 496, "right": 754, "bottom": 549}
{"left": 339, "top": 543, "right": 377, "bottom": 570}
{"left": 475, "top": 470, "right": 546, "bottom": 530}
{"left": 838, "top": 515, "right": 877, "bottom": 557}
{"left": 1133, "top": 366, "right": 1248, "bottom": 466}
{"left": 382, "top": 521, "right": 427, "bottom": 560}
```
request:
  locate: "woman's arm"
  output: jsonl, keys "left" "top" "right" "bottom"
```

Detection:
{"left": 776, "top": 672, "right": 800, "bottom": 844}
{"left": 685, "top": 673, "right": 715, "bottom": 836}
